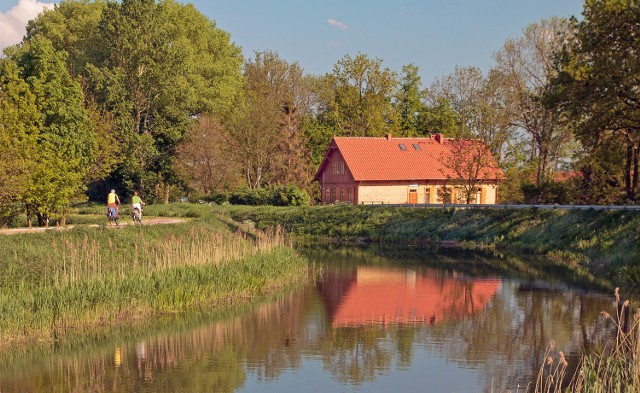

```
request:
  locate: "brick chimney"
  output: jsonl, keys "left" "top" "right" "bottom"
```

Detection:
{"left": 385, "top": 133, "right": 392, "bottom": 140}
{"left": 434, "top": 133, "right": 443, "bottom": 144}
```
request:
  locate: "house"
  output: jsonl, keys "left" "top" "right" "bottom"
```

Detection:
{"left": 313, "top": 134, "right": 503, "bottom": 205}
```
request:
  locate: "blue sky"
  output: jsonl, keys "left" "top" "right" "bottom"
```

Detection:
{"left": 1, "top": 0, "right": 584, "bottom": 84}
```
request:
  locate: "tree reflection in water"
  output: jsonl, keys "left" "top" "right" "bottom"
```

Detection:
{"left": 0, "top": 246, "right": 614, "bottom": 393}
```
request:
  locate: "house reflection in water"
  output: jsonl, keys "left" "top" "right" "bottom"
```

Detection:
{"left": 318, "top": 267, "right": 501, "bottom": 327}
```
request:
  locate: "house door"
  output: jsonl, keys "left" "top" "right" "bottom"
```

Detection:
{"left": 408, "top": 189, "right": 418, "bottom": 204}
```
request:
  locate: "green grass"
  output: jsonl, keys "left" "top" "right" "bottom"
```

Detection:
{"left": 0, "top": 208, "right": 309, "bottom": 346}
{"left": 224, "top": 205, "right": 640, "bottom": 286}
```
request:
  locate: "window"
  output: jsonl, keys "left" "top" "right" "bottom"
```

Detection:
{"left": 412, "top": 144, "right": 421, "bottom": 151}
{"left": 340, "top": 188, "right": 345, "bottom": 201}
{"left": 398, "top": 143, "right": 407, "bottom": 151}
{"left": 348, "top": 187, "right": 353, "bottom": 203}
{"left": 425, "top": 188, "right": 431, "bottom": 204}
{"left": 324, "top": 187, "right": 330, "bottom": 204}
{"left": 332, "top": 162, "right": 345, "bottom": 175}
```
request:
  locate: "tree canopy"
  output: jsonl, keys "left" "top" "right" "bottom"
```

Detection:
{"left": 1, "top": 37, "right": 96, "bottom": 225}
{"left": 2, "top": 0, "right": 639, "bottom": 217}
{"left": 550, "top": 0, "right": 640, "bottom": 202}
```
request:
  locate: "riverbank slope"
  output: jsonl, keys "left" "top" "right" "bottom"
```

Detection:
{"left": 225, "top": 205, "right": 640, "bottom": 285}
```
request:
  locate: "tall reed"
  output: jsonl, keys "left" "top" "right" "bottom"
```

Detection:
{"left": 0, "top": 223, "right": 307, "bottom": 346}
{"left": 44, "top": 225, "right": 287, "bottom": 286}
{"left": 530, "top": 340, "right": 569, "bottom": 393}
{"left": 531, "top": 288, "right": 640, "bottom": 392}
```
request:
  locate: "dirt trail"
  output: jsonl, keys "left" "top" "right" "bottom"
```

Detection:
{"left": 0, "top": 217, "right": 185, "bottom": 235}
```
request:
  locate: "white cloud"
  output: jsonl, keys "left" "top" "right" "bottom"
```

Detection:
{"left": 327, "top": 18, "right": 347, "bottom": 30}
{"left": 0, "top": 0, "right": 55, "bottom": 51}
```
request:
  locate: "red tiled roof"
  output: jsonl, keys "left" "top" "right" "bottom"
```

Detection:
{"left": 553, "top": 171, "right": 581, "bottom": 182}
{"left": 314, "top": 135, "right": 503, "bottom": 182}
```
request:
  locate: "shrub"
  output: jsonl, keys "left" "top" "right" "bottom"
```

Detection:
{"left": 229, "top": 187, "right": 270, "bottom": 205}
{"left": 0, "top": 203, "right": 23, "bottom": 228}
{"left": 522, "top": 181, "right": 579, "bottom": 205}
{"left": 192, "top": 191, "right": 229, "bottom": 204}
{"left": 228, "top": 185, "right": 310, "bottom": 206}
{"left": 270, "top": 184, "right": 311, "bottom": 206}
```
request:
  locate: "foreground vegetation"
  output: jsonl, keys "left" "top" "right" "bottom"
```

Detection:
{"left": 0, "top": 206, "right": 309, "bottom": 346}
{"left": 534, "top": 289, "right": 640, "bottom": 393}
{"left": 226, "top": 204, "right": 640, "bottom": 286}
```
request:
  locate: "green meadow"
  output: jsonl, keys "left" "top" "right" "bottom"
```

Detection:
{"left": 0, "top": 204, "right": 309, "bottom": 346}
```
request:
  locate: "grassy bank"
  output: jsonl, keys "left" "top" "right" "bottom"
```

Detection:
{"left": 0, "top": 207, "right": 309, "bottom": 346}
{"left": 224, "top": 204, "right": 640, "bottom": 285}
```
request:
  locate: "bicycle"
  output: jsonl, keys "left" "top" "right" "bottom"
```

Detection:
{"left": 107, "top": 206, "right": 120, "bottom": 226}
{"left": 132, "top": 206, "right": 143, "bottom": 224}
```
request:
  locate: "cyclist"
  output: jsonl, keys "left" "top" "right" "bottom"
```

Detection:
{"left": 131, "top": 191, "right": 145, "bottom": 222}
{"left": 107, "top": 189, "right": 121, "bottom": 223}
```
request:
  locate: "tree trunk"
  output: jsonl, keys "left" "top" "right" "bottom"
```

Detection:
{"left": 625, "top": 142, "right": 633, "bottom": 200}
{"left": 59, "top": 208, "right": 68, "bottom": 227}
{"left": 25, "top": 205, "right": 32, "bottom": 228}
{"left": 163, "top": 183, "right": 170, "bottom": 204}
{"left": 465, "top": 186, "right": 474, "bottom": 204}
{"left": 536, "top": 141, "right": 547, "bottom": 186}
{"left": 37, "top": 212, "right": 49, "bottom": 227}
{"left": 632, "top": 145, "right": 639, "bottom": 201}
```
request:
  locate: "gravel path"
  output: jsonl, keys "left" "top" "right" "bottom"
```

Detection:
{"left": 0, "top": 217, "right": 185, "bottom": 235}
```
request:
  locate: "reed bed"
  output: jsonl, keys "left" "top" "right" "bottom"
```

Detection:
{"left": 531, "top": 288, "right": 640, "bottom": 393}
{"left": 0, "top": 222, "right": 309, "bottom": 346}
{"left": 44, "top": 225, "right": 285, "bottom": 286}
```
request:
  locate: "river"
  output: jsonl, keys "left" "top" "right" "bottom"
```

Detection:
{"left": 0, "top": 245, "right": 617, "bottom": 392}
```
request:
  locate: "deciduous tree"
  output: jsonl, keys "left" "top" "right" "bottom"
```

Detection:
{"left": 418, "top": 97, "right": 459, "bottom": 137}
{"left": 550, "top": 0, "right": 640, "bottom": 202}
{"left": 228, "top": 51, "right": 314, "bottom": 189}
{"left": 323, "top": 54, "right": 400, "bottom": 137}
{"left": 494, "top": 18, "right": 574, "bottom": 185}
{"left": 0, "top": 60, "right": 39, "bottom": 223}
{"left": 427, "top": 66, "right": 485, "bottom": 138}
{"left": 439, "top": 139, "right": 501, "bottom": 204}
{"left": 26, "top": 0, "right": 107, "bottom": 78}
{"left": 175, "top": 115, "right": 240, "bottom": 195}
{"left": 95, "top": 0, "right": 237, "bottom": 201}
{"left": 7, "top": 37, "right": 96, "bottom": 226}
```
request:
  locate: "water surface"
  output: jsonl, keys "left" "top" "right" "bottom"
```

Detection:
{"left": 0, "top": 246, "right": 616, "bottom": 392}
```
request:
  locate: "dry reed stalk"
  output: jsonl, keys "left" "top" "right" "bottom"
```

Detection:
{"left": 42, "top": 225, "right": 288, "bottom": 291}
{"left": 532, "top": 289, "right": 640, "bottom": 393}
